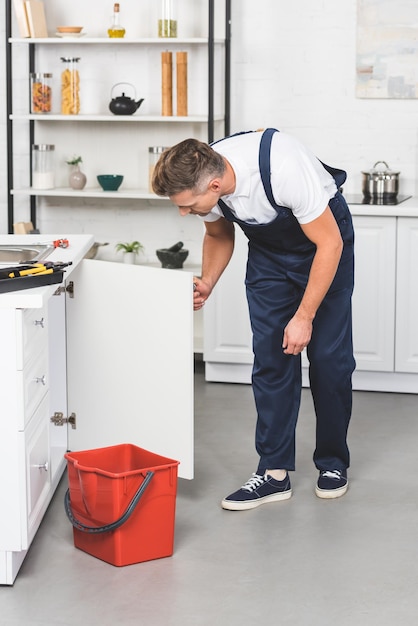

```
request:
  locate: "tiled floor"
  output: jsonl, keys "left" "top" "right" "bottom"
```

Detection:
{"left": 2, "top": 362, "right": 418, "bottom": 625}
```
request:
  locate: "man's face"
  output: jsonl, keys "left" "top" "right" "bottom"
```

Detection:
{"left": 170, "top": 183, "right": 220, "bottom": 217}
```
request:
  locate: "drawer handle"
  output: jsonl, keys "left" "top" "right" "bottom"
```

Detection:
{"left": 34, "top": 374, "right": 46, "bottom": 386}
{"left": 35, "top": 461, "right": 49, "bottom": 472}
{"left": 34, "top": 318, "right": 45, "bottom": 328}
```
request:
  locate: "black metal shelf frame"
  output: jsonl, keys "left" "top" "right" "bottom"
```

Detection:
{"left": 5, "top": 0, "right": 232, "bottom": 233}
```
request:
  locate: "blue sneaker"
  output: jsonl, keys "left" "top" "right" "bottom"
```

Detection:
{"left": 221, "top": 473, "right": 292, "bottom": 511}
{"left": 315, "top": 470, "right": 348, "bottom": 499}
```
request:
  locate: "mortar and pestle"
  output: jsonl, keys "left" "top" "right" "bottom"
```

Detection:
{"left": 156, "top": 241, "right": 189, "bottom": 269}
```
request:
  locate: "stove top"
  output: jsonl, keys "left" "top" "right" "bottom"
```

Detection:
{"left": 343, "top": 194, "right": 412, "bottom": 206}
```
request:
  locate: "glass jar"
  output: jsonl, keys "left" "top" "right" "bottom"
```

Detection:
{"left": 149, "top": 146, "right": 167, "bottom": 192}
{"left": 60, "top": 57, "right": 80, "bottom": 114}
{"left": 32, "top": 144, "right": 55, "bottom": 189}
{"left": 30, "top": 72, "right": 52, "bottom": 113}
{"left": 158, "top": 0, "right": 177, "bottom": 37}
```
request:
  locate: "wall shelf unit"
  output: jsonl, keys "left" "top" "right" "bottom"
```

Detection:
{"left": 5, "top": 0, "right": 232, "bottom": 232}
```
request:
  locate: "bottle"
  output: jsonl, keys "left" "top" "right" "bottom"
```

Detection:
{"left": 60, "top": 57, "right": 80, "bottom": 114}
{"left": 158, "top": 0, "right": 177, "bottom": 38}
{"left": 32, "top": 145, "right": 55, "bottom": 189}
{"left": 30, "top": 72, "right": 52, "bottom": 114}
{"left": 108, "top": 3, "right": 126, "bottom": 38}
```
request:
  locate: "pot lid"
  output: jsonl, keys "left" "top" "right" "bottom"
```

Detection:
{"left": 362, "top": 160, "right": 400, "bottom": 176}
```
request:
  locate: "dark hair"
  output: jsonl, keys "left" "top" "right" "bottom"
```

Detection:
{"left": 152, "top": 138, "right": 226, "bottom": 196}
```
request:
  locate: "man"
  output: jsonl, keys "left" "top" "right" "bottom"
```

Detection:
{"left": 152, "top": 128, "right": 355, "bottom": 511}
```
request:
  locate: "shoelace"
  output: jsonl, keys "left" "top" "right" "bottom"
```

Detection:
{"left": 241, "top": 473, "right": 266, "bottom": 492}
{"left": 321, "top": 470, "right": 342, "bottom": 480}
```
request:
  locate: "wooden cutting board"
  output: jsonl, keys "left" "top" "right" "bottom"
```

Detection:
{"left": 24, "top": 1, "right": 48, "bottom": 38}
{"left": 13, "top": 0, "right": 30, "bottom": 37}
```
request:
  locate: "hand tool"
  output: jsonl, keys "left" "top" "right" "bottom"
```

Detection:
{"left": 1, "top": 261, "right": 72, "bottom": 280}
{"left": 8, "top": 265, "right": 49, "bottom": 278}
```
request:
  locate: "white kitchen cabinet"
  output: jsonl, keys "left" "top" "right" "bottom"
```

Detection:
{"left": 395, "top": 218, "right": 418, "bottom": 373}
{"left": 351, "top": 215, "right": 397, "bottom": 371}
{"left": 203, "top": 205, "right": 418, "bottom": 393}
{"left": 0, "top": 302, "right": 54, "bottom": 582}
{"left": 64, "top": 259, "right": 194, "bottom": 475}
{"left": 0, "top": 235, "right": 194, "bottom": 584}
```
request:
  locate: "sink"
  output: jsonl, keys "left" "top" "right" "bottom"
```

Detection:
{"left": 0, "top": 244, "right": 54, "bottom": 264}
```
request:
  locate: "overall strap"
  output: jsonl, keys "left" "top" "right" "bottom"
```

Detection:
{"left": 217, "top": 196, "right": 230, "bottom": 216}
{"left": 259, "top": 128, "right": 280, "bottom": 208}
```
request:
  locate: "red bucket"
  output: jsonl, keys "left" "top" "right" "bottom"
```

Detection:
{"left": 64, "top": 444, "right": 179, "bottom": 566}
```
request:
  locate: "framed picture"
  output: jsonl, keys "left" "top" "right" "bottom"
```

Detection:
{"left": 356, "top": 0, "right": 418, "bottom": 98}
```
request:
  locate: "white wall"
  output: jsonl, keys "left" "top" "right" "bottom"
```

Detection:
{"left": 230, "top": 0, "right": 418, "bottom": 199}
{"left": 1, "top": 0, "right": 418, "bottom": 253}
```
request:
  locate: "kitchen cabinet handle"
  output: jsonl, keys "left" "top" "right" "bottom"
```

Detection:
{"left": 34, "top": 374, "right": 46, "bottom": 385}
{"left": 34, "top": 317, "right": 45, "bottom": 328}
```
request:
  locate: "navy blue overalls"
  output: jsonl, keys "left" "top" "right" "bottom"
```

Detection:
{"left": 216, "top": 128, "right": 355, "bottom": 474}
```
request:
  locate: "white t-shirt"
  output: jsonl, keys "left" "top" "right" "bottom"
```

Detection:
{"left": 202, "top": 130, "right": 338, "bottom": 225}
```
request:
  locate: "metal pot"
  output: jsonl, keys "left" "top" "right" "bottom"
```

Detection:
{"left": 361, "top": 161, "right": 400, "bottom": 199}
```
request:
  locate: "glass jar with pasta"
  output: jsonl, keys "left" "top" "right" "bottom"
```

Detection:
{"left": 30, "top": 73, "right": 52, "bottom": 113}
{"left": 60, "top": 57, "right": 80, "bottom": 115}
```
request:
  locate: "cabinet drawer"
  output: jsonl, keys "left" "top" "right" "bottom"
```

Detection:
{"left": 21, "top": 393, "right": 51, "bottom": 549}
{"left": 17, "top": 349, "right": 49, "bottom": 430}
{"left": 16, "top": 306, "right": 49, "bottom": 370}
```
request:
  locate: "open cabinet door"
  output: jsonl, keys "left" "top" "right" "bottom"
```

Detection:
{"left": 66, "top": 259, "right": 194, "bottom": 478}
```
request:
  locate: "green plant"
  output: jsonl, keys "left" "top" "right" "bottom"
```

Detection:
{"left": 115, "top": 241, "right": 144, "bottom": 254}
{"left": 66, "top": 155, "right": 83, "bottom": 166}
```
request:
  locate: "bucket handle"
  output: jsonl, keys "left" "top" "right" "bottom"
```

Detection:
{"left": 64, "top": 471, "right": 154, "bottom": 534}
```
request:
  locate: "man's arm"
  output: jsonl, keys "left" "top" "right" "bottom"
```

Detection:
{"left": 282, "top": 206, "right": 343, "bottom": 355}
{"left": 193, "top": 218, "right": 235, "bottom": 310}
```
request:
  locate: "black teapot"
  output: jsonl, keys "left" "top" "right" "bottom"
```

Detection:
{"left": 109, "top": 82, "right": 144, "bottom": 115}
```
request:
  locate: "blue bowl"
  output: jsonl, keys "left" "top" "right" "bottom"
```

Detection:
{"left": 97, "top": 174, "right": 123, "bottom": 191}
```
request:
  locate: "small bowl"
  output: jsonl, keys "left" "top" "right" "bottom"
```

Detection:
{"left": 56, "top": 26, "right": 83, "bottom": 34}
{"left": 97, "top": 175, "right": 124, "bottom": 192}
{"left": 156, "top": 248, "right": 189, "bottom": 269}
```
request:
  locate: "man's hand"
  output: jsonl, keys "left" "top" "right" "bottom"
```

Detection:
{"left": 193, "top": 277, "right": 212, "bottom": 311}
{"left": 282, "top": 314, "right": 313, "bottom": 355}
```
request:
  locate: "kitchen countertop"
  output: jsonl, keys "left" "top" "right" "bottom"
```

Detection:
{"left": 347, "top": 196, "right": 418, "bottom": 217}
{"left": 0, "top": 234, "right": 94, "bottom": 309}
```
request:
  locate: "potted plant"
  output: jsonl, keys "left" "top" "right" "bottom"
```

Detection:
{"left": 66, "top": 155, "right": 87, "bottom": 190}
{"left": 115, "top": 240, "right": 144, "bottom": 264}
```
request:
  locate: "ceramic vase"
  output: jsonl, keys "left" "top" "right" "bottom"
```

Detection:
{"left": 123, "top": 252, "right": 136, "bottom": 264}
{"left": 69, "top": 165, "right": 87, "bottom": 190}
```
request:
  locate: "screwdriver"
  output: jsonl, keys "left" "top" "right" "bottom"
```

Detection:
{"left": 8, "top": 264, "right": 49, "bottom": 278}
{"left": 29, "top": 268, "right": 57, "bottom": 276}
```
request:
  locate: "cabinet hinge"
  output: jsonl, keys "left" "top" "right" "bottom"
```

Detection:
{"left": 53, "top": 281, "right": 74, "bottom": 298}
{"left": 50, "top": 411, "right": 77, "bottom": 429}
